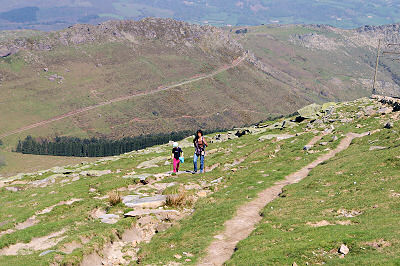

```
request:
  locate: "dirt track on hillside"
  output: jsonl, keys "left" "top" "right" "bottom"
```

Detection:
{"left": 198, "top": 132, "right": 369, "bottom": 266}
{"left": 0, "top": 55, "right": 246, "bottom": 139}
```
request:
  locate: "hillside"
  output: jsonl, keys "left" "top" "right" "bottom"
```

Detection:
{"left": 2, "top": 20, "right": 400, "bottom": 176}
{"left": 0, "top": 96, "right": 399, "bottom": 265}
{"left": 233, "top": 23, "right": 400, "bottom": 101}
{"left": 1, "top": 0, "right": 400, "bottom": 30}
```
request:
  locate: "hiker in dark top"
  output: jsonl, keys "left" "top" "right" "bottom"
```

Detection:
{"left": 171, "top": 142, "right": 183, "bottom": 173}
{"left": 193, "top": 130, "right": 208, "bottom": 173}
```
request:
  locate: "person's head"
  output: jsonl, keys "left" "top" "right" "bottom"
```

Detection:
{"left": 196, "top": 130, "right": 203, "bottom": 138}
{"left": 173, "top": 142, "right": 179, "bottom": 148}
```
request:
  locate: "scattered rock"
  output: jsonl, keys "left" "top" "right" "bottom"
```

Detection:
{"left": 123, "top": 195, "right": 167, "bottom": 208}
{"left": 337, "top": 209, "right": 362, "bottom": 218}
{"left": 80, "top": 170, "right": 112, "bottom": 177}
{"left": 98, "top": 214, "right": 120, "bottom": 224}
{"left": 384, "top": 121, "right": 393, "bottom": 129}
{"left": 174, "top": 254, "right": 182, "bottom": 259}
{"left": 338, "top": 244, "right": 349, "bottom": 255}
{"left": 123, "top": 173, "right": 152, "bottom": 184}
{"left": 303, "top": 145, "right": 312, "bottom": 151}
{"left": 39, "top": 250, "right": 56, "bottom": 256}
{"left": 5, "top": 186, "right": 22, "bottom": 192}
{"left": 369, "top": 146, "right": 386, "bottom": 151}
{"left": 258, "top": 134, "right": 294, "bottom": 142}
{"left": 124, "top": 209, "right": 180, "bottom": 218}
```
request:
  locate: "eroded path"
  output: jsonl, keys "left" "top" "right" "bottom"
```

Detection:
{"left": 198, "top": 132, "right": 369, "bottom": 266}
{"left": 0, "top": 55, "right": 246, "bottom": 139}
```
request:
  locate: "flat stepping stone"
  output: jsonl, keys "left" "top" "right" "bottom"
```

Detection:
{"left": 123, "top": 195, "right": 167, "bottom": 208}
{"left": 79, "top": 170, "right": 112, "bottom": 177}
{"left": 124, "top": 209, "right": 179, "bottom": 217}
{"left": 122, "top": 173, "right": 151, "bottom": 182}
{"left": 258, "top": 134, "right": 294, "bottom": 142}
{"left": 98, "top": 214, "right": 120, "bottom": 224}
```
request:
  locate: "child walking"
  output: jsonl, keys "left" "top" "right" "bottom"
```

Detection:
{"left": 172, "top": 142, "right": 183, "bottom": 173}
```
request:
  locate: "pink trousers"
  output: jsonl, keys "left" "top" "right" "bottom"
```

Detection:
{"left": 173, "top": 158, "right": 180, "bottom": 173}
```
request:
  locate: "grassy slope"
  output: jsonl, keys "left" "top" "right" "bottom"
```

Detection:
{"left": 0, "top": 98, "right": 399, "bottom": 265}
{"left": 138, "top": 99, "right": 400, "bottom": 265}
{"left": 228, "top": 102, "right": 400, "bottom": 265}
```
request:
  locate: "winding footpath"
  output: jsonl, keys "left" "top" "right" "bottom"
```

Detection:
{"left": 198, "top": 131, "right": 369, "bottom": 266}
{"left": 0, "top": 55, "right": 246, "bottom": 139}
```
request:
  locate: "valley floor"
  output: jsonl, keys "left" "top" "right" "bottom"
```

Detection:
{"left": 0, "top": 97, "right": 399, "bottom": 265}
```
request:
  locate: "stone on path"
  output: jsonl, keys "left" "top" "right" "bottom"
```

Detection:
{"left": 123, "top": 195, "right": 167, "bottom": 208}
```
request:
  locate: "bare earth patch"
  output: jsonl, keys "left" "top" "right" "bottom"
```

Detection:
{"left": 364, "top": 239, "right": 391, "bottom": 250}
{"left": 307, "top": 220, "right": 332, "bottom": 227}
{"left": 0, "top": 229, "right": 67, "bottom": 256}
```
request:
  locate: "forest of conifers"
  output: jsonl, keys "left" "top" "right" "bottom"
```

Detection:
{"left": 14, "top": 129, "right": 224, "bottom": 157}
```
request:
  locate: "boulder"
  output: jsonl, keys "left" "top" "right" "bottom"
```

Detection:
{"left": 298, "top": 103, "right": 322, "bottom": 119}
{"left": 384, "top": 121, "right": 393, "bottom": 129}
{"left": 338, "top": 244, "right": 349, "bottom": 255}
{"left": 235, "top": 129, "right": 250, "bottom": 137}
{"left": 0, "top": 47, "right": 12, "bottom": 57}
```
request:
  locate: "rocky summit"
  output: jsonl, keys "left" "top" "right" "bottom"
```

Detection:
{"left": 1, "top": 96, "right": 400, "bottom": 264}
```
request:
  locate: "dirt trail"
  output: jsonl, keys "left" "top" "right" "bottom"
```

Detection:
{"left": 0, "top": 55, "right": 246, "bottom": 139}
{"left": 198, "top": 132, "right": 369, "bottom": 266}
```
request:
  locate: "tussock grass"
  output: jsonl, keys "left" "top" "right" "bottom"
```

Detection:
{"left": 166, "top": 187, "right": 194, "bottom": 208}
{"left": 108, "top": 190, "right": 122, "bottom": 206}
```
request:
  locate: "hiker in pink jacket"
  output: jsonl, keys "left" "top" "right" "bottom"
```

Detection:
{"left": 171, "top": 142, "right": 183, "bottom": 173}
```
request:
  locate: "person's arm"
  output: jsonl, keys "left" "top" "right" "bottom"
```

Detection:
{"left": 204, "top": 138, "right": 208, "bottom": 147}
{"left": 171, "top": 150, "right": 174, "bottom": 160}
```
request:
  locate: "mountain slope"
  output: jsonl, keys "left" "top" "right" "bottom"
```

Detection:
{"left": 2, "top": 20, "right": 400, "bottom": 146}
{"left": 0, "top": 19, "right": 313, "bottom": 146}
{"left": 234, "top": 23, "right": 400, "bottom": 101}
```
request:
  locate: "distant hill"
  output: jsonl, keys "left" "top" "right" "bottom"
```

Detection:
{"left": 1, "top": 19, "right": 400, "bottom": 147}
{"left": 0, "top": 0, "right": 400, "bottom": 30}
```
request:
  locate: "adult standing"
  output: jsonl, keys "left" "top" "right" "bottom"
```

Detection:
{"left": 193, "top": 130, "right": 208, "bottom": 173}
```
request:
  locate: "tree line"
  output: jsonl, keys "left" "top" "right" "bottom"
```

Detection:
{"left": 14, "top": 129, "right": 226, "bottom": 157}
